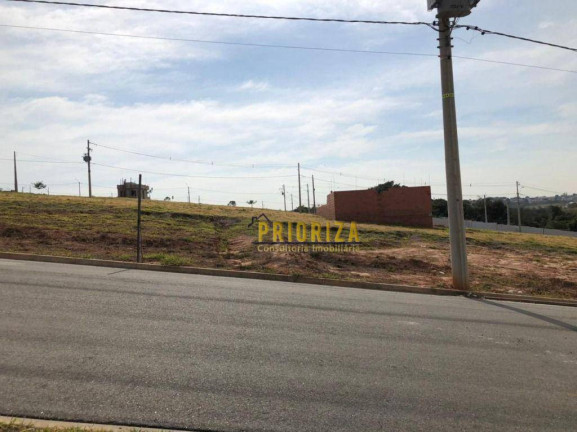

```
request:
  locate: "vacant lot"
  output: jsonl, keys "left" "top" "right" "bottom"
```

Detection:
{"left": 1, "top": 193, "right": 576, "bottom": 299}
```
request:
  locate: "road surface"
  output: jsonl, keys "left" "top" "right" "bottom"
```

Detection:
{"left": 1, "top": 259, "right": 576, "bottom": 431}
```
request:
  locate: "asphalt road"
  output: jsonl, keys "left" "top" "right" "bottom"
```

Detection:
{"left": 1, "top": 259, "right": 576, "bottom": 432}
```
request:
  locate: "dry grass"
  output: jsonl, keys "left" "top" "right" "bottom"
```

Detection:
{"left": 1, "top": 192, "right": 576, "bottom": 299}
{"left": 0, "top": 420, "right": 127, "bottom": 432}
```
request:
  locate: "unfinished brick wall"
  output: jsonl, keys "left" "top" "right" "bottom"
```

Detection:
{"left": 316, "top": 186, "right": 433, "bottom": 228}
{"left": 316, "top": 192, "right": 335, "bottom": 219}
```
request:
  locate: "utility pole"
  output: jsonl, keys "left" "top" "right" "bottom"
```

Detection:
{"left": 136, "top": 174, "right": 143, "bottom": 263}
{"left": 78, "top": 181, "right": 81, "bottom": 197}
{"left": 291, "top": 193, "right": 294, "bottom": 211}
{"left": 306, "top": 184, "right": 310, "bottom": 213}
{"left": 83, "top": 140, "right": 93, "bottom": 198}
{"left": 13, "top": 151, "right": 18, "bottom": 193}
{"left": 483, "top": 195, "right": 488, "bottom": 223}
{"left": 516, "top": 181, "right": 522, "bottom": 232}
{"left": 429, "top": 0, "right": 480, "bottom": 291}
{"left": 282, "top": 184, "right": 287, "bottom": 212}
{"left": 198, "top": 196, "right": 201, "bottom": 205}
{"left": 297, "top": 163, "right": 302, "bottom": 210}
{"left": 506, "top": 199, "right": 511, "bottom": 226}
{"left": 312, "top": 175, "right": 316, "bottom": 213}
{"left": 187, "top": 186, "right": 191, "bottom": 204}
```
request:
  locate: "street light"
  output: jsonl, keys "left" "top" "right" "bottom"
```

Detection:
{"left": 427, "top": 0, "right": 481, "bottom": 291}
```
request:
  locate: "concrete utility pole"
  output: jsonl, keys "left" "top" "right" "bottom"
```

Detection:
{"left": 484, "top": 195, "right": 488, "bottom": 223}
{"left": 291, "top": 193, "right": 294, "bottom": 211}
{"left": 429, "top": 0, "right": 480, "bottom": 291}
{"left": 13, "top": 151, "right": 18, "bottom": 193}
{"left": 297, "top": 163, "right": 302, "bottom": 209}
{"left": 306, "top": 184, "right": 310, "bottom": 212}
{"left": 506, "top": 199, "right": 511, "bottom": 226}
{"left": 83, "top": 140, "right": 93, "bottom": 198}
{"left": 78, "top": 181, "right": 81, "bottom": 197}
{"left": 516, "top": 181, "right": 522, "bottom": 232}
{"left": 312, "top": 175, "right": 316, "bottom": 213}
{"left": 282, "top": 185, "right": 287, "bottom": 212}
{"left": 187, "top": 186, "right": 191, "bottom": 204}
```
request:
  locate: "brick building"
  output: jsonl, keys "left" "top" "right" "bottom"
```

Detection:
{"left": 316, "top": 186, "right": 433, "bottom": 228}
{"left": 117, "top": 180, "right": 151, "bottom": 199}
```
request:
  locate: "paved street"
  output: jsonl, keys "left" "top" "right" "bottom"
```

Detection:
{"left": 1, "top": 259, "right": 576, "bottom": 431}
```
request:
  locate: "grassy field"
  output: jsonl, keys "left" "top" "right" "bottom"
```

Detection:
{"left": 1, "top": 192, "right": 576, "bottom": 299}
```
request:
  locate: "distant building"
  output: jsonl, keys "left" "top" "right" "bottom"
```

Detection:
{"left": 117, "top": 180, "right": 151, "bottom": 199}
{"left": 316, "top": 186, "right": 433, "bottom": 228}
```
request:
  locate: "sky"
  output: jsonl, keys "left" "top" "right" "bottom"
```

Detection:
{"left": 1, "top": 0, "right": 576, "bottom": 209}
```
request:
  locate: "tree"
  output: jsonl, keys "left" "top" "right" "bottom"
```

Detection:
{"left": 247, "top": 200, "right": 257, "bottom": 208}
{"left": 164, "top": 196, "right": 171, "bottom": 201}
{"left": 227, "top": 201, "right": 237, "bottom": 207}
{"left": 293, "top": 205, "right": 309, "bottom": 213}
{"left": 34, "top": 181, "right": 47, "bottom": 190}
{"left": 432, "top": 199, "right": 448, "bottom": 217}
{"left": 371, "top": 181, "right": 403, "bottom": 194}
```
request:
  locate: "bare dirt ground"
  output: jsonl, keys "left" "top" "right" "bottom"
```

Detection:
{"left": 1, "top": 193, "right": 576, "bottom": 299}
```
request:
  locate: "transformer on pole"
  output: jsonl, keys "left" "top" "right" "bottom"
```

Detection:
{"left": 428, "top": 0, "right": 480, "bottom": 18}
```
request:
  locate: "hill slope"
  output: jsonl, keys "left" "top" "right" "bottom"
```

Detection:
{"left": 0, "top": 193, "right": 576, "bottom": 299}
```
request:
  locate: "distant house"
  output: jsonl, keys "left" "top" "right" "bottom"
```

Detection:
{"left": 316, "top": 186, "right": 433, "bottom": 228}
{"left": 117, "top": 180, "right": 151, "bottom": 199}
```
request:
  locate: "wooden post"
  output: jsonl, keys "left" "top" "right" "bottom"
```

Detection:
{"left": 136, "top": 174, "right": 143, "bottom": 263}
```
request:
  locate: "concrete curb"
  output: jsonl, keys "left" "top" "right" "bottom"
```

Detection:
{"left": 0, "top": 416, "right": 178, "bottom": 432}
{"left": 1, "top": 252, "right": 575, "bottom": 307}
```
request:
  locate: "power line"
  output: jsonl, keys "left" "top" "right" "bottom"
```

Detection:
{"left": 0, "top": 24, "right": 439, "bottom": 58}
{"left": 6, "top": 0, "right": 437, "bottom": 28}
{"left": 455, "top": 24, "right": 577, "bottom": 53}
{"left": 2, "top": 24, "right": 576, "bottom": 74}
{"left": 8, "top": 0, "right": 577, "bottom": 54}
{"left": 0, "top": 157, "right": 80, "bottom": 164}
{"left": 520, "top": 184, "right": 563, "bottom": 195}
{"left": 92, "top": 162, "right": 296, "bottom": 180}
{"left": 451, "top": 55, "right": 577, "bottom": 74}
{"left": 90, "top": 141, "right": 293, "bottom": 169}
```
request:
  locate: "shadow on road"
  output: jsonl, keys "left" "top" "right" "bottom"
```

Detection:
{"left": 474, "top": 298, "right": 577, "bottom": 332}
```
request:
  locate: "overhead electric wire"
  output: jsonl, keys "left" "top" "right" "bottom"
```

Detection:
{"left": 6, "top": 0, "right": 437, "bottom": 28}
{"left": 520, "top": 184, "right": 563, "bottom": 195}
{"left": 92, "top": 162, "right": 296, "bottom": 180}
{"left": 90, "top": 141, "right": 294, "bottom": 169}
{"left": 1, "top": 24, "right": 575, "bottom": 74}
{"left": 8, "top": 0, "right": 577, "bottom": 53}
{"left": 0, "top": 157, "right": 80, "bottom": 164}
{"left": 455, "top": 24, "right": 577, "bottom": 53}
{"left": 0, "top": 24, "right": 439, "bottom": 58}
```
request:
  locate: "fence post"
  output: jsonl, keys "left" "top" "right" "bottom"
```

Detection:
{"left": 136, "top": 174, "right": 143, "bottom": 263}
